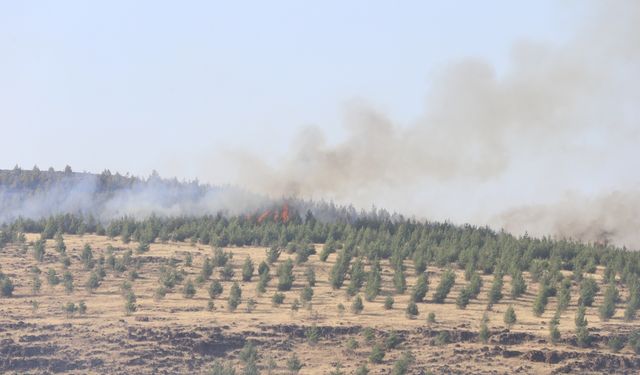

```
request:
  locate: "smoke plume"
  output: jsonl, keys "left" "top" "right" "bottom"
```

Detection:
{"left": 228, "top": 2, "right": 640, "bottom": 248}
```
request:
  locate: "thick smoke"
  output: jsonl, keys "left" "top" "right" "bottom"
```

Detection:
{"left": 228, "top": 2, "right": 640, "bottom": 248}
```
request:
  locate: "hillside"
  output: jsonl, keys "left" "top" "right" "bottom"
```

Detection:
{"left": 1, "top": 210, "right": 640, "bottom": 374}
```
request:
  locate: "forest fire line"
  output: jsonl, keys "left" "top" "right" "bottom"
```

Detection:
{"left": 253, "top": 202, "right": 290, "bottom": 224}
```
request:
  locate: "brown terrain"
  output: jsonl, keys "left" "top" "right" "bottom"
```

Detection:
{"left": 1, "top": 234, "right": 639, "bottom": 374}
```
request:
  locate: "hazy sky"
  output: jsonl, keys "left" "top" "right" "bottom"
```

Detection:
{"left": 2, "top": 1, "right": 640, "bottom": 246}
{"left": 2, "top": 1, "right": 584, "bottom": 178}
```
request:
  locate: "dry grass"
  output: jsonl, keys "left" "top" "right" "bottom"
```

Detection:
{"left": 0, "top": 234, "right": 638, "bottom": 374}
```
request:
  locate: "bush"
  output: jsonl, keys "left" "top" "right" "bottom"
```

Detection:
{"left": 300, "top": 285, "right": 314, "bottom": 304}
{"left": 405, "top": 301, "right": 419, "bottom": 319}
{"left": 228, "top": 282, "right": 242, "bottom": 311}
{"left": 63, "top": 271, "right": 74, "bottom": 294}
{"left": 277, "top": 259, "right": 295, "bottom": 291}
{"left": 286, "top": 353, "right": 303, "bottom": 374}
{"left": 549, "top": 320, "right": 561, "bottom": 344}
{"left": 510, "top": 271, "right": 527, "bottom": 299}
{"left": 124, "top": 291, "right": 137, "bottom": 315}
{"left": 599, "top": 284, "right": 619, "bottom": 321}
{"left": 64, "top": 302, "right": 77, "bottom": 318}
{"left": 384, "top": 296, "right": 394, "bottom": 310}
{"left": 201, "top": 257, "right": 214, "bottom": 280}
{"left": 411, "top": 273, "right": 428, "bottom": 302}
{"left": 579, "top": 277, "right": 599, "bottom": 307}
{"left": 208, "top": 280, "right": 223, "bottom": 299}
{"left": 488, "top": 275, "right": 504, "bottom": 305}
{"left": 305, "top": 324, "right": 320, "bottom": 345}
{"left": 608, "top": 336, "right": 625, "bottom": 353}
{"left": 245, "top": 297, "right": 257, "bottom": 313}
{"left": 433, "top": 269, "right": 456, "bottom": 303}
{"left": 435, "top": 331, "right": 450, "bottom": 346}
{"left": 85, "top": 272, "right": 101, "bottom": 292}
{"left": 354, "top": 364, "right": 369, "bottom": 375}
{"left": 265, "top": 246, "right": 281, "bottom": 264}
{"left": 393, "top": 267, "right": 407, "bottom": 294}
{"left": 479, "top": 315, "right": 490, "bottom": 343}
{"left": 362, "top": 327, "right": 375, "bottom": 343}
{"left": 391, "top": 351, "right": 415, "bottom": 375}
{"left": 242, "top": 256, "right": 254, "bottom": 282}
{"left": 369, "top": 344, "right": 385, "bottom": 364}
{"left": 504, "top": 305, "right": 517, "bottom": 328}
{"left": 212, "top": 247, "right": 231, "bottom": 267}
{"left": 33, "top": 239, "right": 45, "bottom": 262}
{"left": 385, "top": 331, "right": 402, "bottom": 349}
{"left": 183, "top": 278, "right": 196, "bottom": 298}
{"left": 0, "top": 276, "right": 14, "bottom": 297}
{"left": 346, "top": 337, "right": 359, "bottom": 350}
{"left": 210, "top": 360, "right": 236, "bottom": 375}
{"left": 456, "top": 287, "right": 471, "bottom": 309}
{"left": 351, "top": 295, "right": 364, "bottom": 314}
{"left": 427, "top": 312, "right": 436, "bottom": 324}
{"left": 81, "top": 244, "right": 95, "bottom": 269}
{"left": 220, "top": 263, "right": 234, "bottom": 281}
{"left": 239, "top": 341, "right": 258, "bottom": 364}
{"left": 305, "top": 266, "right": 316, "bottom": 287}
{"left": 31, "top": 275, "right": 41, "bottom": 294}
{"left": 47, "top": 268, "right": 60, "bottom": 286}
{"left": 272, "top": 292, "right": 285, "bottom": 306}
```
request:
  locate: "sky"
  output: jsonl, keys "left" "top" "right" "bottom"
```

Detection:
{"left": 1, "top": 1, "right": 582, "bottom": 178}
{"left": 2, "top": 1, "right": 640, "bottom": 246}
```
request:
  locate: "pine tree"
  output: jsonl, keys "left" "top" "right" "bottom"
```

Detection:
{"left": 183, "top": 278, "right": 196, "bottom": 298}
{"left": 433, "top": 269, "right": 456, "bottom": 303}
{"left": 575, "top": 305, "right": 590, "bottom": 347}
{"left": 351, "top": 294, "right": 364, "bottom": 314}
{"left": 456, "top": 287, "right": 471, "bottom": 309}
{"left": 228, "top": 282, "right": 242, "bottom": 311}
{"left": 510, "top": 271, "right": 527, "bottom": 299}
{"left": 393, "top": 266, "right": 407, "bottom": 294}
{"left": 557, "top": 278, "right": 572, "bottom": 312}
{"left": 504, "top": 305, "right": 517, "bottom": 328}
{"left": 242, "top": 256, "right": 254, "bottom": 282}
{"left": 579, "top": 277, "right": 599, "bottom": 307}
{"left": 208, "top": 280, "right": 223, "bottom": 299}
{"left": 364, "top": 262, "right": 381, "bottom": 301}
{"left": 411, "top": 273, "right": 428, "bottom": 302}
{"left": 277, "top": 259, "right": 295, "bottom": 291}
{"left": 405, "top": 301, "right": 419, "bottom": 319}
{"left": 384, "top": 296, "right": 394, "bottom": 310}
{"left": 549, "top": 313, "right": 561, "bottom": 344}
{"left": 598, "top": 283, "right": 618, "bottom": 321}
{"left": 488, "top": 275, "right": 504, "bottom": 306}
{"left": 479, "top": 314, "right": 490, "bottom": 343}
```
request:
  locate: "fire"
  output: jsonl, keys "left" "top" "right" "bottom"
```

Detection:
{"left": 255, "top": 202, "right": 290, "bottom": 224}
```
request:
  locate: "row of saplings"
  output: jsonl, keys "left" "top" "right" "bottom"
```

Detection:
{"left": 151, "top": 245, "right": 640, "bottom": 355}
{"left": 6, "top": 236, "right": 640, "bottom": 354}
